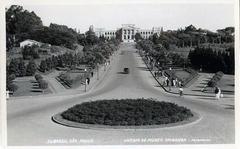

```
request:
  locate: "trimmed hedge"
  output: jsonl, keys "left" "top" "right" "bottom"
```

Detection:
{"left": 207, "top": 71, "right": 224, "bottom": 87}
{"left": 35, "top": 74, "right": 43, "bottom": 82}
{"left": 61, "top": 98, "right": 193, "bottom": 126}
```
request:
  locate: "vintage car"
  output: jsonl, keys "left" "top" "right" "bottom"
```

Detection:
{"left": 123, "top": 68, "right": 129, "bottom": 74}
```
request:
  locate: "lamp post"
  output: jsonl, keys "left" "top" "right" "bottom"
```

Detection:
{"left": 97, "top": 63, "right": 99, "bottom": 80}
{"left": 104, "top": 62, "right": 106, "bottom": 71}
{"left": 84, "top": 68, "right": 87, "bottom": 92}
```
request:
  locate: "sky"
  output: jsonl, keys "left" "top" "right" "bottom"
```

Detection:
{"left": 18, "top": 2, "right": 235, "bottom": 33}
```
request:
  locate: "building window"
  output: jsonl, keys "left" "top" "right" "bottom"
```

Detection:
{"left": 124, "top": 30, "right": 126, "bottom": 34}
{"left": 128, "top": 35, "right": 130, "bottom": 39}
{"left": 128, "top": 30, "right": 130, "bottom": 34}
{"left": 124, "top": 35, "right": 126, "bottom": 39}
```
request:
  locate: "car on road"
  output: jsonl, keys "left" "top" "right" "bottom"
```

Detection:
{"left": 124, "top": 68, "right": 129, "bottom": 74}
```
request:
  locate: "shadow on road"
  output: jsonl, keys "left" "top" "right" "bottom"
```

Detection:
{"left": 117, "top": 72, "right": 127, "bottom": 74}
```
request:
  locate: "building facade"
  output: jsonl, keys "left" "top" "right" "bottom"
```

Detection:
{"left": 93, "top": 24, "right": 163, "bottom": 42}
{"left": 20, "top": 39, "right": 43, "bottom": 48}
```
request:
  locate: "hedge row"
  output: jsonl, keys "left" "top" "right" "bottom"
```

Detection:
{"left": 207, "top": 71, "right": 224, "bottom": 87}
{"left": 34, "top": 74, "right": 48, "bottom": 90}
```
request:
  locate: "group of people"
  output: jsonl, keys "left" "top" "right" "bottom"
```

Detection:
{"left": 163, "top": 76, "right": 183, "bottom": 97}
{"left": 164, "top": 76, "right": 182, "bottom": 88}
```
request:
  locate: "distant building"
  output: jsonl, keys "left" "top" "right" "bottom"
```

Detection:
{"left": 20, "top": 39, "right": 43, "bottom": 48}
{"left": 92, "top": 24, "right": 163, "bottom": 42}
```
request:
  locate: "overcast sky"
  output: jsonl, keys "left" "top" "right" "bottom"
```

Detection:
{"left": 19, "top": 3, "right": 234, "bottom": 33}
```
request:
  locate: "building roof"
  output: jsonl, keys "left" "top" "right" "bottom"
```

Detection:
{"left": 20, "top": 39, "right": 41, "bottom": 44}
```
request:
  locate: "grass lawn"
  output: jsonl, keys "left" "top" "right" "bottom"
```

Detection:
{"left": 174, "top": 70, "right": 191, "bottom": 82}
{"left": 57, "top": 71, "right": 86, "bottom": 89}
{"left": 203, "top": 74, "right": 234, "bottom": 95}
{"left": 217, "top": 74, "right": 234, "bottom": 95}
{"left": 11, "top": 77, "right": 51, "bottom": 97}
{"left": 61, "top": 98, "right": 194, "bottom": 126}
{"left": 68, "top": 72, "right": 85, "bottom": 88}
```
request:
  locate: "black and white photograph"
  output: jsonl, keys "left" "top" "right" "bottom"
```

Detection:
{"left": 1, "top": 0, "right": 239, "bottom": 148}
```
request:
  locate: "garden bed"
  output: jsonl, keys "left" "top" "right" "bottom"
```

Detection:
{"left": 58, "top": 98, "right": 194, "bottom": 126}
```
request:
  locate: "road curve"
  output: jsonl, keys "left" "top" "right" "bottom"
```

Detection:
{"left": 7, "top": 43, "right": 234, "bottom": 145}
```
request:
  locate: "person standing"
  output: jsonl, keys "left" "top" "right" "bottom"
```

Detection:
{"left": 175, "top": 78, "right": 178, "bottom": 87}
{"left": 165, "top": 76, "right": 168, "bottom": 86}
{"left": 173, "top": 79, "right": 176, "bottom": 87}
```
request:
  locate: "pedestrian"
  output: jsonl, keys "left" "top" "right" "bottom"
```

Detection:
{"left": 179, "top": 86, "right": 183, "bottom": 97}
{"left": 217, "top": 87, "right": 221, "bottom": 99}
{"left": 173, "top": 79, "right": 176, "bottom": 87}
{"left": 215, "top": 87, "right": 220, "bottom": 99}
{"left": 91, "top": 72, "right": 94, "bottom": 77}
{"left": 166, "top": 78, "right": 169, "bottom": 87}
{"left": 87, "top": 77, "right": 90, "bottom": 85}
{"left": 178, "top": 81, "right": 182, "bottom": 87}
{"left": 171, "top": 78, "right": 174, "bottom": 86}
{"left": 175, "top": 78, "right": 178, "bottom": 87}
{"left": 164, "top": 76, "right": 168, "bottom": 86}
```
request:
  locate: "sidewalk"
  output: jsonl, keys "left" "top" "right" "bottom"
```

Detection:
{"left": 139, "top": 50, "right": 234, "bottom": 99}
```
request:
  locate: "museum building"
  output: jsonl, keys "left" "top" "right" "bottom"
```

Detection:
{"left": 93, "top": 24, "right": 163, "bottom": 42}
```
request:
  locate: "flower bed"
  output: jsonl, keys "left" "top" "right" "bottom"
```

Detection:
{"left": 61, "top": 98, "right": 193, "bottom": 126}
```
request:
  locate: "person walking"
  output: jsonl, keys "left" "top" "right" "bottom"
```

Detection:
{"left": 178, "top": 81, "right": 182, "bottom": 87}
{"left": 215, "top": 87, "right": 220, "bottom": 99}
{"left": 179, "top": 85, "right": 183, "bottom": 97}
{"left": 87, "top": 77, "right": 90, "bottom": 85}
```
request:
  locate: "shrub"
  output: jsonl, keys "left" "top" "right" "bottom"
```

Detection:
{"left": 39, "top": 80, "right": 48, "bottom": 91}
{"left": 61, "top": 98, "right": 193, "bottom": 126}
{"left": 7, "top": 83, "right": 18, "bottom": 92}
{"left": 35, "top": 74, "right": 43, "bottom": 82}
{"left": 207, "top": 71, "right": 224, "bottom": 87}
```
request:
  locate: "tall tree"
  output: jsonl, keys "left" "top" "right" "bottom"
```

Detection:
{"left": 6, "top": 5, "right": 43, "bottom": 46}
{"left": 18, "top": 58, "right": 26, "bottom": 77}
{"left": 26, "top": 59, "right": 37, "bottom": 76}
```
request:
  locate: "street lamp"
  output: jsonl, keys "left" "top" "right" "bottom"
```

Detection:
{"left": 104, "top": 62, "right": 106, "bottom": 71}
{"left": 97, "top": 63, "right": 99, "bottom": 80}
{"left": 84, "top": 68, "right": 87, "bottom": 92}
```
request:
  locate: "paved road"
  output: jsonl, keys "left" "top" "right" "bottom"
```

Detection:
{"left": 7, "top": 43, "right": 234, "bottom": 146}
